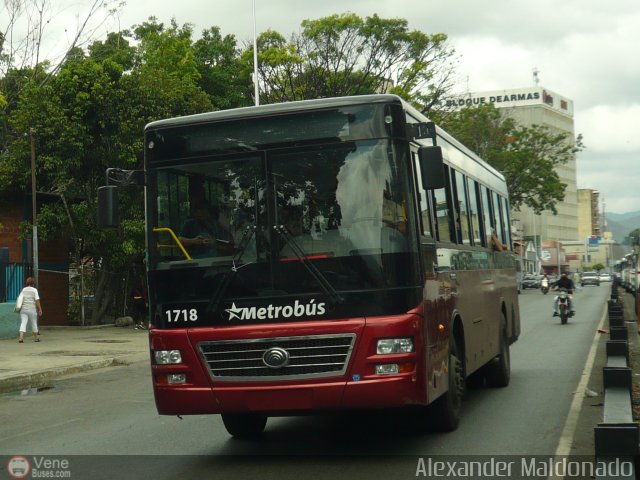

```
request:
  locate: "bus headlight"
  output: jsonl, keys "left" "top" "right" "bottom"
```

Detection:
{"left": 154, "top": 350, "right": 183, "bottom": 365}
{"left": 376, "top": 338, "right": 414, "bottom": 354}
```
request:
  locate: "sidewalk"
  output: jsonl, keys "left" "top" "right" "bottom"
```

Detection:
{"left": 0, "top": 325, "right": 150, "bottom": 394}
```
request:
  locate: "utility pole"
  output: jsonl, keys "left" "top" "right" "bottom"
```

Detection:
{"left": 30, "top": 129, "right": 39, "bottom": 286}
{"left": 252, "top": 0, "right": 259, "bottom": 106}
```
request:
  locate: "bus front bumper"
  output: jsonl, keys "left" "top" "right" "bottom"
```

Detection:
{"left": 154, "top": 373, "right": 422, "bottom": 416}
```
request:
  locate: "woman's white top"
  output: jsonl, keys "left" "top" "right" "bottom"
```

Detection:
{"left": 21, "top": 286, "right": 40, "bottom": 312}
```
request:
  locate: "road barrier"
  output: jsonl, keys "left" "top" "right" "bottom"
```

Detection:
{"left": 594, "top": 284, "right": 638, "bottom": 477}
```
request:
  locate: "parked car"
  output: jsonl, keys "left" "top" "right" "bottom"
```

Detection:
{"left": 581, "top": 271, "right": 600, "bottom": 286}
{"left": 599, "top": 273, "right": 612, "bottom": 282}
{"left": 522, "top": 274, "right": 541, "bottom": 289}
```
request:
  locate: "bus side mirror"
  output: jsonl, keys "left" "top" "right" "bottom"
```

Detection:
{"left": 418, "top": 146, "right": 445, "bottom": 190}
{"left": 97, "top": 185, "right": 120, "bottom": 229}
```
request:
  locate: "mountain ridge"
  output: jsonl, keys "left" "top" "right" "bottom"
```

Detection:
{"left": 606, "top": 211, "right": 640, "bottom": 242}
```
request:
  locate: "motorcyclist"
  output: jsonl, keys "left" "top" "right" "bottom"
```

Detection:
{"left": 553, "top": 272, "right": 575, "bottom": 316}
{"left": 541, "top": 274, "right": 549, "bottom": 292}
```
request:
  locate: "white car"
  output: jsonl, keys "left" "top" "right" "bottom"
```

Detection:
{"left": 599, "top": 273, "right": 612, "bottom": 282}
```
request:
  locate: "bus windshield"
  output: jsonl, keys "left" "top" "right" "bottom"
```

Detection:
{"left": 147, "top": 138, "right": 420, "bottom": 322}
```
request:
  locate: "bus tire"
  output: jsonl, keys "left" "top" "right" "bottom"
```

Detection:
{"left": 485, "top": 312, "right": 511, "bottom": 388}
{"left": 430, "top": 337, "right": 464, "bottom": 432}
{"left": 221, "top": 413, "right": 267, "bottom": 439}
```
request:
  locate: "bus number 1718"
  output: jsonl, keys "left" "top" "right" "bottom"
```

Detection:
{"left": 165, "top": 309, "right": 198, "bottom": 322}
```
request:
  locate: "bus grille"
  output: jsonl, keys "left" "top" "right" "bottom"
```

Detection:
{"left": 197, "top": 334, "right": 356, "bottom": 382}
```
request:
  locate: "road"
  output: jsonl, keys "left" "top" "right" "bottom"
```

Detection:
{"left": 0, "top": 284, "right": 610, "bottom": 479}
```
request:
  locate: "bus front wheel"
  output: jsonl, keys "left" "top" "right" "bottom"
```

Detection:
{"left": 221, "top": 413, "right": 267, "bottom": 439}
{"left": 430, "top": 337, "right": 464, "bottom": 432}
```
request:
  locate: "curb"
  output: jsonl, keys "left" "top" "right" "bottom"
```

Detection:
{"left": 594, "top": 284, "right": 639, "bottom": 478}
{"left": 39, "top": 324, "right": 118, "bottom": 330}
{"left": 0, "top": 357, "right": 122, "bottom": 394}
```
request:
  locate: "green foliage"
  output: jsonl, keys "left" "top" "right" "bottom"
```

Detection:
{"left": 88, "top": 32, "right": 136, "bottom": 71}
{"left": 591, "top": 263, "right": 605, "bottom": 272}
{"left": 0, "top": 15, "right": 222, "bottom": 321}
{"left": 432, "top": 104, "right": 584, "bottom": 214}
{"left": 623, "top": 228, "right": 640, "bottom": 246}
{"left": 246, "top": 13, "right": 456, "bottom": 109}
{"left": 194, "top": 27, "right": 252, "bottom": 109}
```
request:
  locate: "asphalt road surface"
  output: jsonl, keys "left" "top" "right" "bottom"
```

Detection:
{"left": 0, "top": 284, "right": 610, "bottom": 479}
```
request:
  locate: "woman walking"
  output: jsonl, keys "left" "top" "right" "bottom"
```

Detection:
{"left": 18, "top": 277, "right": 42, "bottom": 343}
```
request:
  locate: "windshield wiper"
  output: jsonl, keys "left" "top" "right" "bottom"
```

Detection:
{"left": 274, "top": 225, "right": 344, "bottom": 305}
{"left": 206, "top": 225, "right": 257, "bottom": 313}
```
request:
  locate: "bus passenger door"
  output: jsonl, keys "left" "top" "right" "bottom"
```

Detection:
{"left": 420, "top": 238, "right": 449, "bottom": 400}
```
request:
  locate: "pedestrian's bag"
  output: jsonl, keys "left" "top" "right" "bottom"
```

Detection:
{"left": 14, "top": 293, "right": 23, "bottom": 313}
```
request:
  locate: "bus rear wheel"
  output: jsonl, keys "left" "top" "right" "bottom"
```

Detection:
{"left": 221, "top": 413, "right": 267, "bottom": 439}
{"left": 485, "top": 313, "right": 511, "bottom": 387}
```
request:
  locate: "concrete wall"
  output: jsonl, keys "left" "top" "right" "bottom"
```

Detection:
{"left": 0, "top": 303, "right": 21, "bottom": 339}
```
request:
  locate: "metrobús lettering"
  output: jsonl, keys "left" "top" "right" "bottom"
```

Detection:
{"left": 226, "top": 299, "right": 326, "bottom": 321}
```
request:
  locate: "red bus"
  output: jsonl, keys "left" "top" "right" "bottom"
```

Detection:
{"left": 99, "top": 94, "right": 520, "bottom": 438}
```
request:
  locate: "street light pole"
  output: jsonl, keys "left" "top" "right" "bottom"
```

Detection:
{"left": 252, "top": 0, "right": 259, "bottom": 106}
{"left": 30, "top": 129, "right": 39, "bottom": 285}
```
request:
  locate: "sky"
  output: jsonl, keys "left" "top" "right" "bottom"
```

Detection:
{"left": 11, "top": 0, "right": 640, "bottom": 214}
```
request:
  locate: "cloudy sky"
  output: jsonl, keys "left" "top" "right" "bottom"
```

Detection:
{"left": 20, "top": 0, "right": 640, "bottom": 214}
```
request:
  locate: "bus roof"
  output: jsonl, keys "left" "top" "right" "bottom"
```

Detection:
{"left": 145, "top": 93, "right": 506, "bottom": 187}
{"left": 145, "top": 94, "right": 403, "bottom": 131}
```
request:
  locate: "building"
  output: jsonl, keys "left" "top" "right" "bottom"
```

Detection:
{"left": 517, "top": 239, "right": 541, "bottom": 275}
{"left": 577, "top": 188, "right": 601, "bottom": 240}
{"left": 444, "top": 86, "right": 579, "bottom": 244}
{"left": 540, "top": 240, "right": 568, "bottom": 275}
{"left": 564, "top": 188, "right": 627, "bottom": 272}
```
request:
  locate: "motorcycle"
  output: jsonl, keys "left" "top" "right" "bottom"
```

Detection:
{"left": 540, "top": 278, "right": 549, "bottom": 295}
{"left": 554, "top": 289, "right": 574, "bottom": 324}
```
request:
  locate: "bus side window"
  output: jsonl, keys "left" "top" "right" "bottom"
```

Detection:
{"left": 432, "top": 165, "right": 454, "bottom": 243}
{"left": 479, "top": 185, "right": 493, "bottom": 247}
{"left": 492, "top": 191, "right": 507, "bottom": 247}
{"left": 413, "top": 151, "right": 433, "bottom": 237}
{"left": 500, "top": 195, "right": 512, "bottom": 249}
{"left": 468, "top": 180, "right": 483, "bottom": 246}
{"left": 453, "top": 169, "right": 472, "bottom": 245}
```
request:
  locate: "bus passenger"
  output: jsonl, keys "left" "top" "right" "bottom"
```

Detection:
{"left": 490, "top": 229, "right": 504, "bottom": 251}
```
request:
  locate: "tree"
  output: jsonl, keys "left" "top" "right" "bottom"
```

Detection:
{"left": 125, "top": 18, "right": 213, "bottom": 122}
{"left": 193, "top": 26, "right": 253, "bottom": 109}
{"left": 591, "top": 263, "right": 605, "bottom": 272}
{"left": 3, "top": 17, "right": 216, "bottom": 323}
{"left": 6, "top": 51, "right": 141, "bottom": 322}
{"left": 246, "top": 13, "right": 457, "bottom": 111}
{"left": 0, "top": 0, "right": 123, "bottom": 88}
{"left": 626, "top": 228, "right": 640, "bottom": 246}
{"left": 0, "top": 0, "right": 123, "bottom": 197}
{"left": 432, "top": 104, "right": 584, "bottom": 214}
